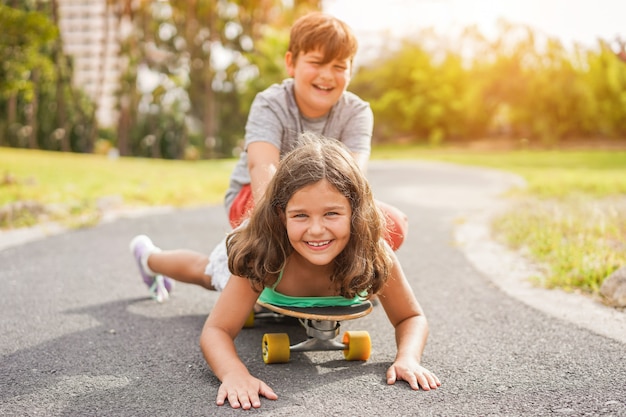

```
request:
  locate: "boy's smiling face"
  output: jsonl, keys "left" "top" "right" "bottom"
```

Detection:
{"left": 285, "top": 49, "right": 352, "bottom": 118}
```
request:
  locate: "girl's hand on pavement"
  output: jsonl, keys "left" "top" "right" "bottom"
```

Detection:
{"left": 216, "top": 374, "right": 278, "bottom": 410}
{"left": 386, "top": 360, "right": 441, "bottom": 391}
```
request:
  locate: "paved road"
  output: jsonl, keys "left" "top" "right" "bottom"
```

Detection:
{"left": 1, "top": 161, "right": 625, "bottom": 416}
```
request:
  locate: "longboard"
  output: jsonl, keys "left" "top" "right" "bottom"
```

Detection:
{"left": 249, "top": 300, "right": 373, "bottom": 364}
{"left": 256, "top": 300, "right": 372, "bottom": 321}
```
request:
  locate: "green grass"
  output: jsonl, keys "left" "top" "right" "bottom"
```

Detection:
{"left": 2, "top": 144, "right": 625, "bottom": 295}
{"left": 491, "top": 197, "right": 625, "bottom": 292}
{"left": 373, "top": 145, "right": 626, "bottom": 197}
{"left": 0, "top": 147, "right": 233, "bottom": 228}
{"left": 373, "top": 144, "right": 626, "bottom": 293}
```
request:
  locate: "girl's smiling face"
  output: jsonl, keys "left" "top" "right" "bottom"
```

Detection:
{"left": 283, "top": 179, "right": 352, "bottom": 267}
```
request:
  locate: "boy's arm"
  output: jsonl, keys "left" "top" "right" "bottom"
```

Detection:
{"left": 247, "top": 142, "right": 280, "bottom": 204}
{"left": 336, "top": 97, "right": 373, "bottom": 173}
{"left": 378, "top": 251, "right": 441, "bottom": 391}
{"left": 201, "top": 276, "right": 278, "bottom": 409}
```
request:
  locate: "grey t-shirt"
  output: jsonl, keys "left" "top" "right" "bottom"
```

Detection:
{"left": 224, "top": 78, "right": 373, "bottom": 211}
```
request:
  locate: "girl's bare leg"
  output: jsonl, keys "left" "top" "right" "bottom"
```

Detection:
{"left": 147, "top": 250, "right": 215, "bottom": 290}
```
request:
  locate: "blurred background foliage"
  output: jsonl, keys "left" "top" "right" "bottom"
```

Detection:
{"left": 1, "top": 0, "right": 625, "bottom": 160}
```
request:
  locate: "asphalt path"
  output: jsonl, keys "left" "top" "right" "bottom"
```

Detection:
{"left": 1, "top": 161, "right": 625, "bottom": 416}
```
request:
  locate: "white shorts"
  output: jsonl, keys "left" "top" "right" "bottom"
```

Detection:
{"left": 204, "top": 237, "right": 231, "bottom": 292}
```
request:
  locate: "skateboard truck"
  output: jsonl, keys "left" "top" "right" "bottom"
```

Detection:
{"left": 290, "top": 318, "right": 343, "bottom": 353}
{"left": 251, "top": 301, "right": 373, "bottom": 364}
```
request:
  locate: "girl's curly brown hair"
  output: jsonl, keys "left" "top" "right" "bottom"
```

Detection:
{"left": 227, "top": 134, "right": 392, "bottom": 299}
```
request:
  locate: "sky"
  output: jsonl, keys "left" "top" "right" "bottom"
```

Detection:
{"left": 323, "top": 0, "right": 624, "bottom": 62}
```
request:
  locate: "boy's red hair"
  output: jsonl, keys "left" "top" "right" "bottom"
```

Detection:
{"left": 288, "top": 12, "right": 358, "bottom": 64}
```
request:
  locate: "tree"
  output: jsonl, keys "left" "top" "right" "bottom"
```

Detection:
{"left": 351, "top": 20, "right": 626, "bottom": 146}
{"left": 0, "top": 3, "right": 56, "bottom": 147}
{"left": 0, "top": 2, "right": 96, "bottom": 153}
{"left": 351, "top": 31, "right": 492, "bottom": 144}
{"left": 99, "top": 0, "right": 319, "bottom": 158}
{"left": 585, "top": 40, "right": 626, "bottom": 139}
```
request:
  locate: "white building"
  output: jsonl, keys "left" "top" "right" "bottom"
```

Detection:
{"left": 57, "top": 0, "right": 120, "bottom": 128}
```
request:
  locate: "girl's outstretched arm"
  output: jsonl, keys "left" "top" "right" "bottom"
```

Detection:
{"left": 378, "top": 251, "right": 441, "bottom": 391}
{"left": 200, "top": 276, "right": 278, "bottom": 409}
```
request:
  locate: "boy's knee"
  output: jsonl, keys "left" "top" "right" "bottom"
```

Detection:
{"left": 385, "top": 210, "right": 408, "bottom": 250}
{"left": 376, "top": 201, "right": 408, "bottom": 251}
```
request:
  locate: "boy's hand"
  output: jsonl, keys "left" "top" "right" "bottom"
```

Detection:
{"left": 216, "top": 372, "right": 278, "bottom": 410}
{"left": 386, "top": 359, "right": 441, "bottom": 391}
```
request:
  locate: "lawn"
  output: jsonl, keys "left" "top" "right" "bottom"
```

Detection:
{"left": 373, "top": 145, "right": 626, "bottom": 197}
{"left": 2, "top": 145, "right": 625, "bottom": 294}
{"left": 373, "top": 145, "right": 626, "bottom": 293}
{"left": 0, "top": 147, "right": 233, "bottom": 228}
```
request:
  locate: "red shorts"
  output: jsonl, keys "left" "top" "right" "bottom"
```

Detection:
{"left": 228, "top": 184, "right": 255, "bottom": 229}
{"left": 228, "top": 185, "right": 408, "bottom": 250}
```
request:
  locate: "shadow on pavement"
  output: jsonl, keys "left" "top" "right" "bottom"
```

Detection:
{"left": 1, "top": 297, "right": 393, "bottom": 415}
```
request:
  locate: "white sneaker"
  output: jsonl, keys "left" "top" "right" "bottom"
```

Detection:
{"left": 129, "top": 235, "right": 173, "bottom": 302}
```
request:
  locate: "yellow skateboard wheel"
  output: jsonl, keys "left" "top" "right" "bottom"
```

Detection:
{"left": 262, "top": 333, "right": 290, "bottom": 364}
{"left": 342, "top": 330, "right": 371, "bottom": 361}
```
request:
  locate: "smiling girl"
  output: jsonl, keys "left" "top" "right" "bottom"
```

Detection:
{"left": 129, "top": 135, "right": 440, "bottom": 409}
